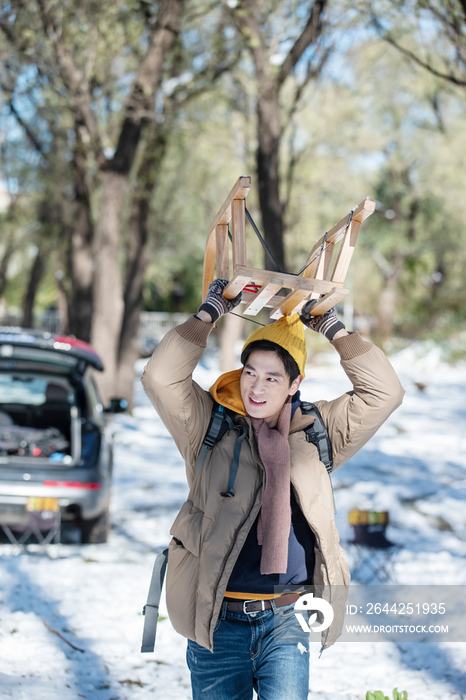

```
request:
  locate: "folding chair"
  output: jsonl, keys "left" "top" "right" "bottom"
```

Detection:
{"left": 345, "top": 509, "right": 402, "bottom": 584}
{"left": 1, "top": 496, "right": 61, "bottom": 555}
{"left": 202, "top": 175, "right": 376, "bottom": 319}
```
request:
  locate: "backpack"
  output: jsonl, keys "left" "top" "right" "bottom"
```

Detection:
{"left": 141, "top": 398, "right": 333, "bottom": 653}
{"left": 196, "top": 399, "right": 333, "bottom": 476}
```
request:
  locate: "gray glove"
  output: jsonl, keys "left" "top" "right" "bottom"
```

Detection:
{"left": 300, "top": 299, "right": 345, "bottom": 341}
{"left": 198, "top": 279, "right": 242, "bottom": 323}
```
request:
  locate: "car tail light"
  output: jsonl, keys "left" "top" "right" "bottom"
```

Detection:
{"left": 42, "top": 480, "right": 102, "bottom": 490}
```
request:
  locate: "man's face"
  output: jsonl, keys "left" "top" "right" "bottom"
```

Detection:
{"left": 240, "top": 350, "right": 302, "bottom": 427}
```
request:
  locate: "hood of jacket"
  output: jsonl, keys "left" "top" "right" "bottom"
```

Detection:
{"left": 210, "top": 370, "right": 313, "bottom": 434}
{"left": 209, "top": 369, "right": 246, "bottom": 416}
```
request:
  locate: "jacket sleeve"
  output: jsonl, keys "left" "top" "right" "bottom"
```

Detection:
{"left": 140, "top": 315, "right": 215, "bottom": 484}
{"left": 314, "top": 332, "right": 405, "bottom": 471}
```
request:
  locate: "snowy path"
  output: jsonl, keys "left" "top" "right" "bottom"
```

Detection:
{"left": 1, "top": 345, "right": 465, "bottom": 700}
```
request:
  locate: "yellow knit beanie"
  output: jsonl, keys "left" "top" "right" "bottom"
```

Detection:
{"left": 242, "top": 313, "right": 307, "bottom": 377}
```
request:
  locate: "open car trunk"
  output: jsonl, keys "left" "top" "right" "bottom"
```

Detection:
{"left": 0, "top": 375, "right": 82, "bottom": 467}
{"left": 0, "top": 330, "right": 111, "bottom": 543}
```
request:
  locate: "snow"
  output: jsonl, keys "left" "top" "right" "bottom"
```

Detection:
{"left": 1, "top": 340, "right": 466, "bottom": 700}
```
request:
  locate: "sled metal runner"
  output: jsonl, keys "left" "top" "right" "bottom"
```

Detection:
{"left": 202, "top": 175, "right": 376, "bottom": 319}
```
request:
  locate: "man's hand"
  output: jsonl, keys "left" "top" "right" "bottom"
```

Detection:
{"left": 197, "top": 279, "right": 242, "bottom": 323}
{"left": 300, "top": 299, "right": 346, "bottom": 341}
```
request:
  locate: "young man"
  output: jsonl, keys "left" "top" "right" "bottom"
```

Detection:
{"left": 141, "top": 279, "right": 404, "bottom": 700}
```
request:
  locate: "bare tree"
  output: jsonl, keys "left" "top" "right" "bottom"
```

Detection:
{"left": 0, "top": 2, "right": 97, "bottom": 339}
{"left": 2, "top": 0, "right": 241, "bottom": 406}
{"left": 228, "top": 0, "right": 330, "bottom": 271}
{"left": 67, "top": 123, "right": 94, "bottom": 341}
{"left": 1, "top": 0, "right": 185, "bottom": 403}
{"left": 116, "top": 29, "right": 240, "bottom": 407}
{"left": 91, "top": 0, "right": 184, "bottom": 403}
{"left": 115, "top": 120, "right": 167, "bottom": 408}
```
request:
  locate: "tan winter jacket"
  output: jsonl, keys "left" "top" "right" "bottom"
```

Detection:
{"left": 141, "top": 315, "right": 404, "bottom": 652}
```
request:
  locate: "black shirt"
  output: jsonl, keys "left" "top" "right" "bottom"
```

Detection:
{"left": 227, "top": 489, "right": 316, "bottom": 594}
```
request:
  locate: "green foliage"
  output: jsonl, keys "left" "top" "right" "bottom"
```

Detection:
{"left": 366, "top": 689, "right": 408, "bottom": 700}
{"left": 2, "top": 0, "right": 466, "bottom": 337}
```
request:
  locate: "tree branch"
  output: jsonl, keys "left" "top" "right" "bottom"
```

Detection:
{"left": 285, "top": 45, "right": 331, "bottom": 125}
{"left": 424, "top": 3, "right": 466, "bottom": 68}
{"left": 277, "top": 0, "right": 328, "bottom": 86}
{"left": 282, "top": 123, "right": 302, "bottom": 220}
{"left": 460, "top": 0, "right": 466, "bottom": 22}
{"left": 371, "top": 13, "right": 466, "bottom": 87}
{"left": 35, "top": 0, "right": 103, "bottom": 157}
{"left": 232, "top": 0, "right": 273, "bottom": 86}
{"left": 105, "top": 0, "right": 184, "bottom": 174}
{"left": 42, "top": 619, "right": 84, "bottom": 653}
{"left": 170, "top": 49, "right": 241, "bottom": 108}
{"left": 3, "top": 91, "right": 46, "bottom": 155}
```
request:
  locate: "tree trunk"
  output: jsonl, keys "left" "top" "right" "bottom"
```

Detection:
{"left": 68, "top": 206, "right": 94, "bottom": 341}
{"left": 90, "top": 0, "right": 184, "bottom": 405}
{"left": 67, "top": 135, "right": 94, "bottom": 342}
{"left": 116, "top": 124, "right": 169, "bottom": 408}
{"left": 55, "top": 269, "right": 69, "bottom": 335}
{"left": 0, "top": 236, "right": 14, "bottom": 298}
{"left": 374, "top": 253, "right": 402, "bottom": 345}
{"left": 22, "top": 245, "right": 46, "bottom": 329}
{"left": 115, "top": 193, "right": 150, "bottom": 409}
{"left": 256, "top": 84, "right": 285, "bottom": 271}
{"left": 91, "top": 171, "right": 128, "bottom": 404}
{"left": 233, "top": 0, "right": 328, "bottom": 274}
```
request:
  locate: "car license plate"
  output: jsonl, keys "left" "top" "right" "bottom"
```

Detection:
{"left": 26, "top": 497, "right": 60, "bottom": 513}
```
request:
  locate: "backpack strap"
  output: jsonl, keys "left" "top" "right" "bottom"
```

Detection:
{"left": 300, "top": 401, "right": 333, "bottom": 474}
{"left": 220, "top": 425, "right": 247, "bottom": 498}
{"left": 195, "top": 400, "right": 246, "bottom": 498}
{"left": 141, "top": 547, "right": 169, "bottom": 653}
{"left": 301, "top": 401, "right": 336, "bottom": 514}
{"left": 195, "top": 404, "right": 229, "bottom": 476}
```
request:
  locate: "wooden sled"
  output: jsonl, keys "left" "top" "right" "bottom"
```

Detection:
{"left": 203, "top": 175, "right": 376, "bottom": 319}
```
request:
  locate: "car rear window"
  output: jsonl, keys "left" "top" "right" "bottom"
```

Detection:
{"left": 0, "top": 375, "right": 66, "bottom": 405}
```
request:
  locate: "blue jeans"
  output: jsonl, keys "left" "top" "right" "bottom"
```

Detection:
{"left": 186, "top": 600, "right": 310, "bottom": 700}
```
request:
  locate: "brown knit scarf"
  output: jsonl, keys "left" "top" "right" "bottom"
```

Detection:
{"left": 251, "top": 396, "right": 292, "bottom": 575}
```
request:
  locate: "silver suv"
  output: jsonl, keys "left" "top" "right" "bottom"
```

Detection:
{"left": 0, "top": 328, "right": 126, "bottom": 544}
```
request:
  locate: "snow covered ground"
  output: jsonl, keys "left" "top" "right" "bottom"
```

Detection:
{"left": 1, "top": 338, "right": 466, "bottom": 700}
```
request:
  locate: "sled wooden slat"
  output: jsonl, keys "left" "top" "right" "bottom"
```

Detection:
{"left": 203, "top": 230, "right": 217, "bottom": 301}
{"left": 202, "top": 177, "right": 375, "bottom": 319}
{"left": 242, "top": 282, "right": 283, "bottom": 316}
{"left": 202, "top": 175, "right": 251, "bottom": 299}
{"left": 301, "top": 199, "right": 375, "bottom": 281}
{"left": 269, "top": 286, "right": 349, "bottom": 320}
{"left": 301, "top": 288, "right": 348, "bottom": 316}
{"left": 331, "top": 218, "right": 362, "bottom": 285}
{"left": 315, "top": 240, "right": 334, "bottom": 282}
{"left": 216, "top": 223, "right": 229, "bottom": 280}
{"left": 224, "top": 267, "right": 342, "bottom": 299}
{"left": 269, "top": 288, "right": 311, "bottom": 320}
{"left": 231, "top": 199, "right": 247, "bottom": 268}
{"left": 238, "top": 288, "right": 349, "bottom": 319}
{"left": 209, "top": 176, "right": 251, "bottom": 231}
